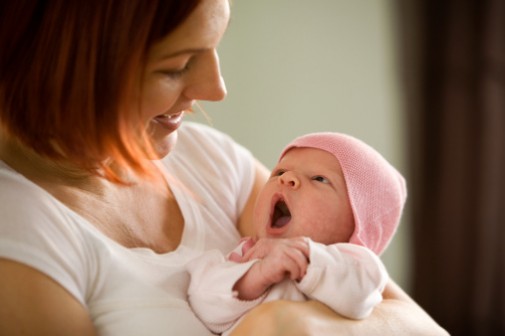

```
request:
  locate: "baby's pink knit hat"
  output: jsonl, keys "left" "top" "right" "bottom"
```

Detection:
{"left": 279, "top": 132, "right": 407, "bottom": 255}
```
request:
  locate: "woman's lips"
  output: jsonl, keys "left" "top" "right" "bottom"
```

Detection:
{"left": 152, "top": 111, "right": 185, "bottom": 130}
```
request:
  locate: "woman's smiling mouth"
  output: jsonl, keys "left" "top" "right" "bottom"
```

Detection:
{"left": 152, "top": 111, "right": 185, "bottom": 131}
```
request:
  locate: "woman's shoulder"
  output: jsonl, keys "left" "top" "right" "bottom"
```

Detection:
{"left": 0, "top": 160, "right": 93, "bottom": 303}
{"left": 0, "top": 161, "right": 51, "bottom": 213}
{"left": 0, "top": 160, "right": 86, "bottom": 241}
{"left": 0, "top": 160, "right": 95, "bottom": 259}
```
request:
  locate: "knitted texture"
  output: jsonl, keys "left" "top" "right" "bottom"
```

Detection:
{"left": 279, "top": 132, "right": 407, "bottom": 255}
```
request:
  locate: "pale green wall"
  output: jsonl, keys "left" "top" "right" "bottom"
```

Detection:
{"left": 193, "top": 0, "right": 411, "bottom": 291}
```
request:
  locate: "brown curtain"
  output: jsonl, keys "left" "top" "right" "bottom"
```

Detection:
{"left": 397, "top": 0, "right": 505, "bottom": 335}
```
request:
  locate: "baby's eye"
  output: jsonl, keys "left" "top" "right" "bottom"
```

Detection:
{"left": 312, "top": 175, "right": 330, "bottom": 184}
{"left": 271, "top": 169, "right": 286, "bottom": 177}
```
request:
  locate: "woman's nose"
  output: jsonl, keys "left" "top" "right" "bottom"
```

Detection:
{"left": 184, "top": 49, "right": 227, "bottom": 101}
{"left": 278, "top": 171, "right": 301, "bottom": 189}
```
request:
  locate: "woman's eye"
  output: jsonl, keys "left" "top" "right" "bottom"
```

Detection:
{"left": 161, "top": 64, "right": 190, "bottom": 79}
{"left": 312, "top": 175, "right": 330, "bottom": 184}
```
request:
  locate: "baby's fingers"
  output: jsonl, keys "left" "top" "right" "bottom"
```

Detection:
{"left": 284, "top": 248, "right": 309, "bottom": 280}
{"left": 241, "top": 239, "right": 272, "bottom": 261}
{"left": 241, "top": 237, "right": 256, "bottom": 255}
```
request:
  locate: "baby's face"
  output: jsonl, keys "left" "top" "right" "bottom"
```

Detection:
{"left": 253, "top": 147, "right": 354, "bottom": 245}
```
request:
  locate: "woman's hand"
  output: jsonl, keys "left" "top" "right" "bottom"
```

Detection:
{"left": 229, "top": 299, "right": 346, "bottom": 336}
{"left": 230, "top": 280, "right": 450, "bottom": 336}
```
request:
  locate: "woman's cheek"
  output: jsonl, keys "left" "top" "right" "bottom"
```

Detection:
{"left": 141, "top": 78, "right": 179, "bottom": 117}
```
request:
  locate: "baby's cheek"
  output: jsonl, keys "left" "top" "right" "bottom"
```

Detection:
{"left": 303, "top": 214, "right": 340, "bottom": 244}
{"left": 252, "top": 201, "right": 270, "bottom": 235}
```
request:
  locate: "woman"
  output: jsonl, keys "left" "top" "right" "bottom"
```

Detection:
{"left": 0, "top": 0, "right": 447, "bottom": 335}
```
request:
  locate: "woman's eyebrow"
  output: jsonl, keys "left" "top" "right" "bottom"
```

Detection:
{"left": 159, "top": 48, "right": 208, "bottom": 60}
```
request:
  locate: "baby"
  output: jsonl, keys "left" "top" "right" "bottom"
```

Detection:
{"left": 187, "top": 132, "right": 407, "bottom": 335}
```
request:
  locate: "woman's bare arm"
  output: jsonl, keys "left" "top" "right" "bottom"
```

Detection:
{"left": 237, "top": 159, "right": 270, "bottom": 237}
{"left": 230, "top": 280, "right": 449, "bottom": 336}
{"left": 0, "top": 259, "right": 97, "bottom": 336}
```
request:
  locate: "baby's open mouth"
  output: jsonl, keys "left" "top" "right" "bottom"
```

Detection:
{"left": 271, "top": 200, "right": 291, "bottom": 229}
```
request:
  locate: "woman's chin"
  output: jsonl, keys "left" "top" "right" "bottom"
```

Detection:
{"left": 150, "top": 131, "right": 178, "bottom": 159}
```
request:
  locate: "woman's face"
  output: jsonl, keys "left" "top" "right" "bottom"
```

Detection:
{"left": 140, "top": 0, "right": 230, "bottom": 158}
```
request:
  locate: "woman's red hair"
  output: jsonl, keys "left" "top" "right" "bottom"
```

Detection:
{"left": 0, "top": 0, "right": 200, "bottom": 182}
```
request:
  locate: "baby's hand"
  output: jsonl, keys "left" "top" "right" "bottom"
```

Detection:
{"left": 242, "top": 237, "right": 309, "bottom": 262}
{"left": 252, "top": 237, "right": 310, "bottom": 282}
{"left": 228, "top": 237, "right": 257, "bottom": 262}
{"left": 233, "top": 237, "right": 310, "bottom": 300}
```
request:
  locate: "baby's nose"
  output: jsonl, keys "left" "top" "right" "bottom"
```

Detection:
{"left": 279, "top": 171, "right": 300, "bottom": 189}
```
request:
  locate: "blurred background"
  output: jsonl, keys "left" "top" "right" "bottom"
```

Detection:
{"left": 193, "top": 1, "right": 505, "bottom": 334}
